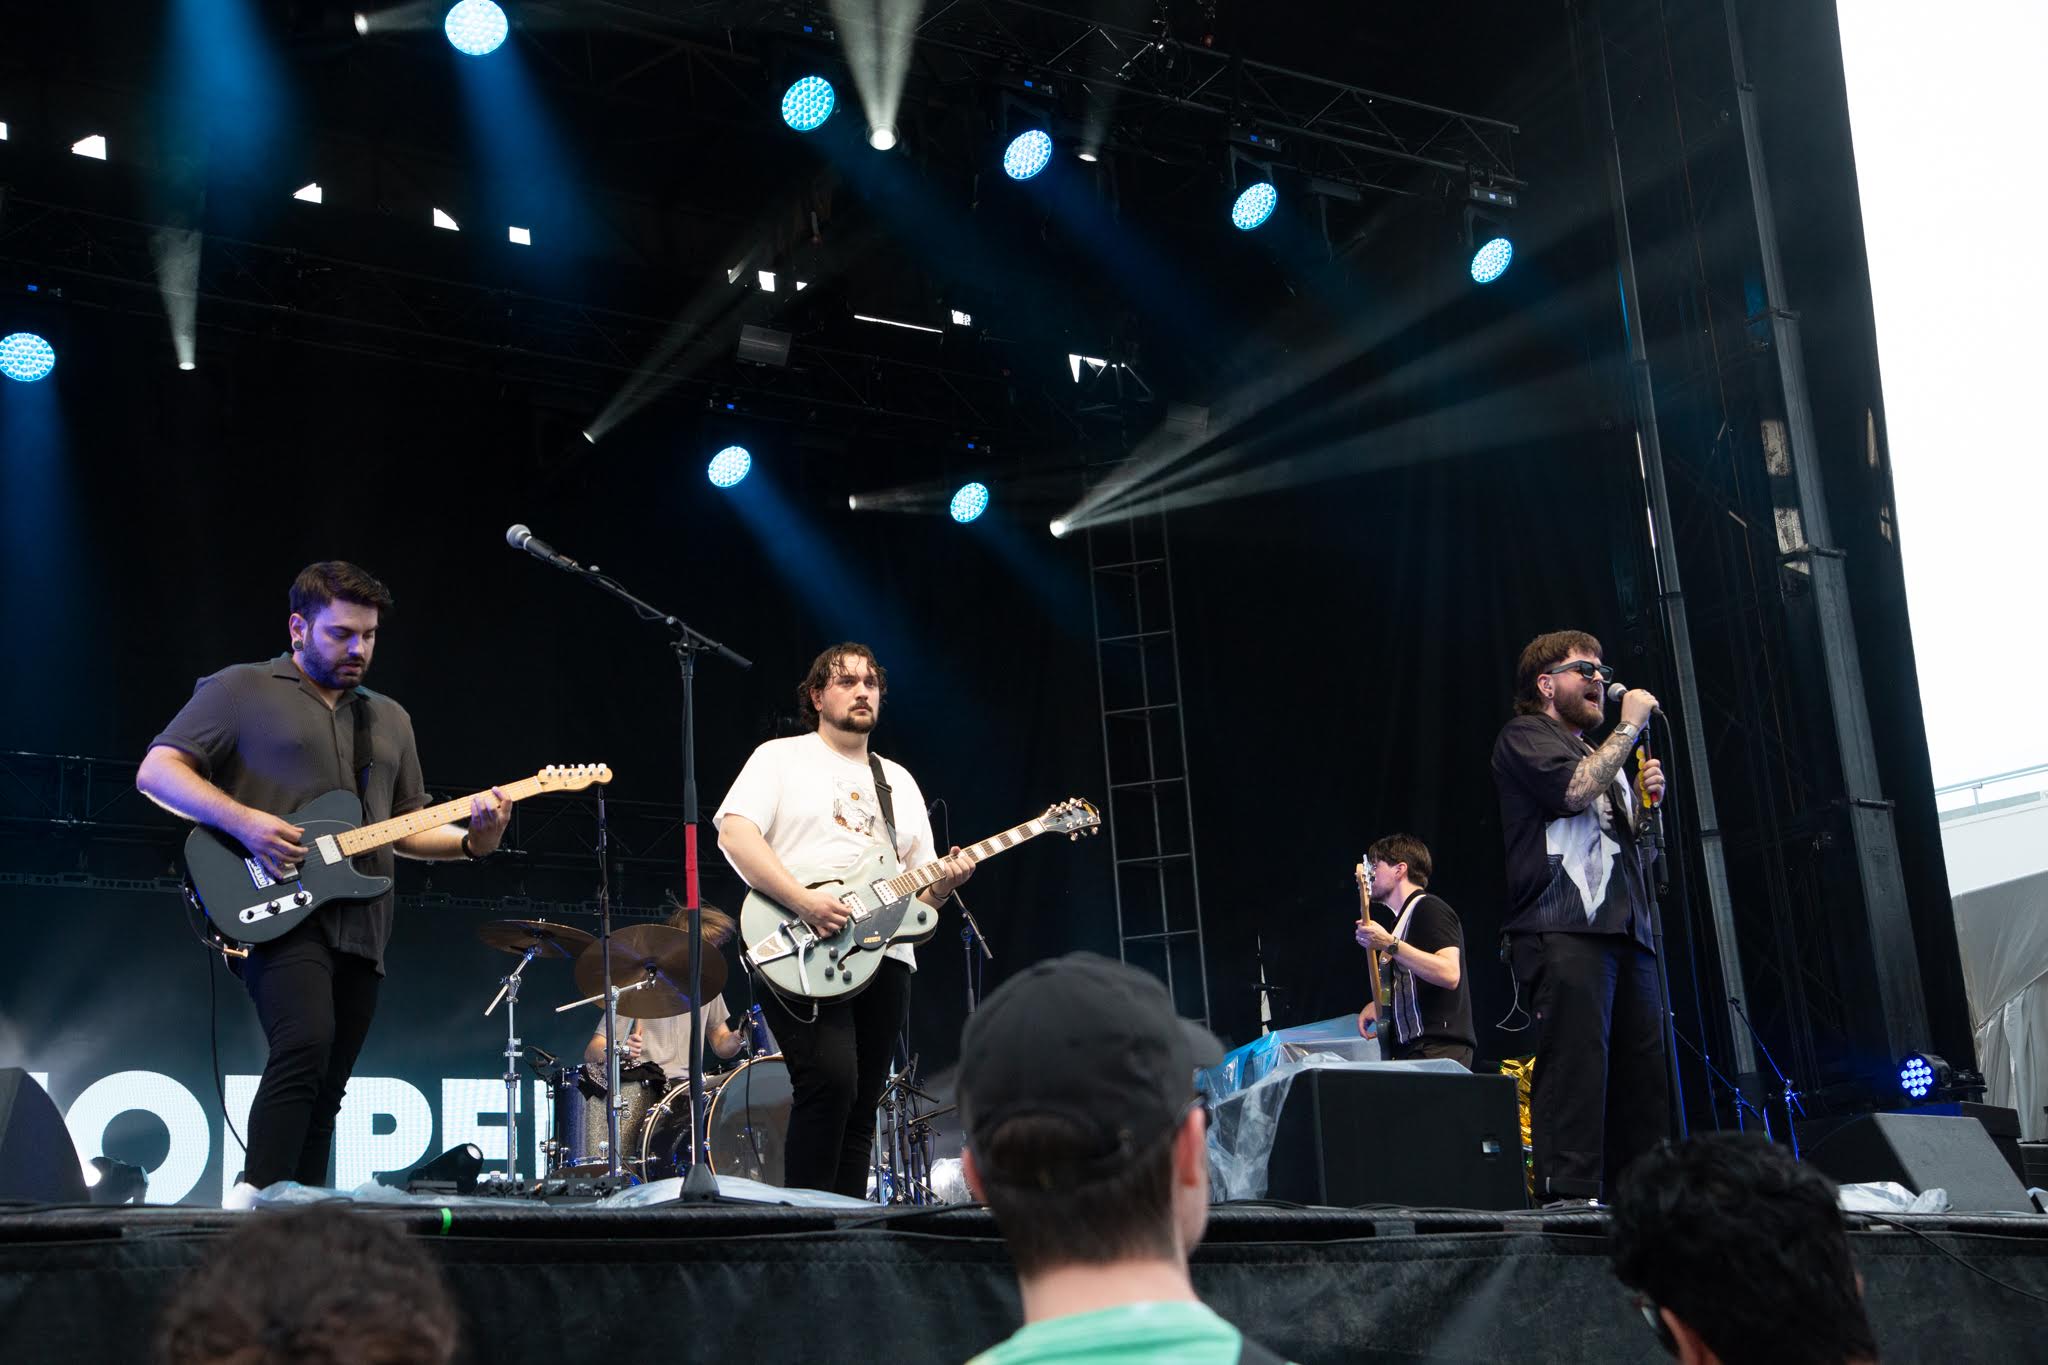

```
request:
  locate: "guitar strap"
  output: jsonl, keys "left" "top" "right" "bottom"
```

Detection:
{"left": 868, "top": 754, "right": 899, "bottom": 856}
{"left": 350, "top": 688, "right": 376, "bottom": 806}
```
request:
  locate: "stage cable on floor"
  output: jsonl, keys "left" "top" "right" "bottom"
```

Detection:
{"left": 1864, "top": 1216, "right": 2048, "bottom": 1306}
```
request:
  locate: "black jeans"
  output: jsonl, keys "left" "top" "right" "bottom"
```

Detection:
{"left": 756, "top": 959, "right": 910, "bottom": 1198}
{"left": 1389, "top": 1038, "right": 1475, "bottom": 1070}
{"left": 238, "top": 925, "right": 382, "bottom": 1189}
{"left": 1511, "top": 931, "right": 1668, "bottom": 1200}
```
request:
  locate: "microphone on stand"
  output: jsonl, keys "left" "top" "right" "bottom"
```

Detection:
{"left": 506, "top": 524, "right": 584, "bottom": 572}
{"left": 1607, "top": 684, "right": 1667, "bottom": 860}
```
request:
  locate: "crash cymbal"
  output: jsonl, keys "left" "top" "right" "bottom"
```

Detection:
{"left": 573, "top": 922, "right": 729, "bottom": 1018}
{"left": 476, "top": 919, "right": 596, "bottom": 960}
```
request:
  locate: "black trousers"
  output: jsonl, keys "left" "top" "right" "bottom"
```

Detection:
{"left": 238, "top": 925, "right": 382, "bottom": 1189}
{"left": 756, "top": 959, "right": 910, "bottom": 1198}
{"left": 1512, "top": 930, "right": 1668, "bottom": 1200}
{"left": 1389, "top": 1038, "right": 1475, "bottom": 1070}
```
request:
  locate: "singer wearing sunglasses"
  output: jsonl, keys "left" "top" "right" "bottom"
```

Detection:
{"left": 1490, "top": 630, "right": 1668, "bottom": 1203}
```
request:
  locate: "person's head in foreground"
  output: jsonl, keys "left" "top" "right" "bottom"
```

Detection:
{"left": 1609, "top": 1133, "right": 1877, "bottom": 1365}
{"left": 155, "top": 1203, "right": 460, "bottom": 1365}
{"left": 960, "top": 952, "right": 1289, "bottom": 1363}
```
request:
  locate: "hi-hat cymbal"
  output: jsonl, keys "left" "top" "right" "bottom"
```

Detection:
{"left": 572, "top": 923, "right": 729, "bottom": 1018}
{"left": 477, "top": 919, "right": 596, "bottom": 960}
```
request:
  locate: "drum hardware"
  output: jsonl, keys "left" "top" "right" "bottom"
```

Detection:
{"left": 555, "top": 920, "right": 728, "bottom": 1184}
{"left": 476, "top": 919, "right": 595, "bottom": 1183}
{"left": 870, "top": 1060, "right": 950, "bottom": 1205}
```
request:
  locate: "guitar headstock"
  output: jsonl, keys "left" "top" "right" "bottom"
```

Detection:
{"left": 536, "top": 763, "right": 612, "bottom": 791}
{"left": 1041, "top": 798, "right": 1102, "bottom": 841}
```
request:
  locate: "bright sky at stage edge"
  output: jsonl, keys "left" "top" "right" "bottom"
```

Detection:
{"left": 444, "top": 1, "right": 508, "bottom": 57}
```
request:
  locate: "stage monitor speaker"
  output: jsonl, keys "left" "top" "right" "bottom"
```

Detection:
{"left": 1264, "top": 1067, "right": 1526, "bottom": 1210}
{"left": 0, "top": 1068, "right": 89, "bottom": 1205}
{"left": 1805, "top": 1112, "right": 2034, "bottom": 1214}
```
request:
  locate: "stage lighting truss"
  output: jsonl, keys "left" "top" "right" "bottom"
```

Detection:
{"left": 781, "top": 75, "right": 836, "bottom": 132}
{"left": 0, "top": 331, "right": 56, "bottom": 383}
{"left": 949, "top": 482, "right": 990, "bottom": 523}
{"left": 445, "top": 1, "right": 509, "bottom": 57}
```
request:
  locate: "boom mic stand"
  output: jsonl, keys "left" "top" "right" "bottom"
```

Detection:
{"left": 514, "top": 533, "right": 751, "bottom": 1198}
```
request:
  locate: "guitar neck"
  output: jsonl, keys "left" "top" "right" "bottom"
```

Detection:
{"left": 879, "top": 816, "right": 1055, "bottom": 902}
{"left": 335, "top": 776, "right": 547, "bottom": 857}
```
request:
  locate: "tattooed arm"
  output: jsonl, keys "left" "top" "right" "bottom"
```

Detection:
{"left": 1562, "top": 689, "right": 1661, "bottom": 811}
{"left": 1563, "top": 725, "right": 1639, "bottom": 811}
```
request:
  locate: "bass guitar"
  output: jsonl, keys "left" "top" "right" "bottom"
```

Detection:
{"left": 741, "top": 798, "right": 1100, "bottom": 1002}
{"left": 184, "top": 764, "right": 611, "bottom": 943}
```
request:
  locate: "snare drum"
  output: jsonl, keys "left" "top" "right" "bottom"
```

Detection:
{"left": 637, "top": 1054, "right": 793, "bottom": 1185}
{"left": 547, "top": 1061, "right": 665, "bottom": 1176}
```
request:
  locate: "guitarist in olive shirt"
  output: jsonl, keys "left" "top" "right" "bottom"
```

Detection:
{"left": 137, "top": 561, "right": 510, "bottom": 1206}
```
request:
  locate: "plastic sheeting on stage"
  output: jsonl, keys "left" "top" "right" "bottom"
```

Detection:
{"left": 4, "top": 1203, "right": 2047, "bottom": 1363}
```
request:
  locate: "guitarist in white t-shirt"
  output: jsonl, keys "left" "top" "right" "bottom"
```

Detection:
{"left": 713, "top": 643, "right": 974, "bottom": 1196}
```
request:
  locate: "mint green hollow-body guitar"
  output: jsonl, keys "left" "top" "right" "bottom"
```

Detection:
{"left": 739, "top": 799, "right": 1102, "bottom": 1002}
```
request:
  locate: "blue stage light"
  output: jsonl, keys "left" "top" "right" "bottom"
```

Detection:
{"left": 1231, "top": 181, "right": 1278, "bottom": 231}
{"left": 444, "top": 1, "right": 508, "bottom": 57}
{"left": 1003, "top": 129, "right": 1053, "bottom": 182}
{"left": 1470, "top": 235, "right": 1514, "bottom": 284}
{"left": 781, "top": 76, "right": 836, "bottom": 132}
{"left": 949, "top": 482, "right": 990, "bottom": 523}
{"left": 1898, "top": 1053, "right": 1947, "bottom": 1101}
{"left": 0, "top": 332, "right": 56, "bottom": 383}
{"left": 708, "top": 446, "right": 753, "bottom": 488}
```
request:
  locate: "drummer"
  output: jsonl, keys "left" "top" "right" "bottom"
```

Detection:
{"left": 583, "top": 902, "right": 746, "bottom": 1075}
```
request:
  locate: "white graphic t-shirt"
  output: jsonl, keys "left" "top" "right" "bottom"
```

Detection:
{"left": 713, "top": 732, "right": 937, "bottom": 969}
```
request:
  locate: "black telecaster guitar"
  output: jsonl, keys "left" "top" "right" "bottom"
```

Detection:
{"left": 184, "top": 764, "right": 611, "bottom": 943}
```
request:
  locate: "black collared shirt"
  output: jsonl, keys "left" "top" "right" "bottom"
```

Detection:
{"left": 150, "top": 654, "right": 428, "bottom": 972}
{"left": 1491, "top": 713, "right": 1655, "bottom": 949}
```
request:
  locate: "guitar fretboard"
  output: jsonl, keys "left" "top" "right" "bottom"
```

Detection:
{"left": 877, "top": 817, "right": 1052, "bottom": 901}
{"left": 335, "top": 776, "right": 553, "bottom": 857}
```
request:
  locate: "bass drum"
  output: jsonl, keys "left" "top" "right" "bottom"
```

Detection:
{"left": 637, "top": 1055, "right": 793, "bottom": 1185}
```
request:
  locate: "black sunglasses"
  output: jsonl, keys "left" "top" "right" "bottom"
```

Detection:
{"left": 1545, "top": 661, "right": 1615, "bottom": 683}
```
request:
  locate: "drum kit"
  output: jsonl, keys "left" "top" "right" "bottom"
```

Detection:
{"left": 475, "top": 917, "right": 792, "bottom": 1190}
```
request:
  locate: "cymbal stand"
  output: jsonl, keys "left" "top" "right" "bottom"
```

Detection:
{"left": 483, "top": 942, "right": 541, "bottom": 1182}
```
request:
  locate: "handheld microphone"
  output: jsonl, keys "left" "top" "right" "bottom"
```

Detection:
{"left": 505, "top": 524, "right": 583, "bottom": 571}
{"left": 1606, "top": 682, "right": 1665, "bottom": 716}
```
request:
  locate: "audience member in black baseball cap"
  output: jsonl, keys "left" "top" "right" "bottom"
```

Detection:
{"left": 959, "top": 952, "right": 1289, "bottom": 1365}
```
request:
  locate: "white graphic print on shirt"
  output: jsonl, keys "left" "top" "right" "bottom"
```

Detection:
{"left": 832, "top": 778, "right": 883, "bottom": 842}
{"left": 1545, "top": 791, "right": 1622, "bottom": 925}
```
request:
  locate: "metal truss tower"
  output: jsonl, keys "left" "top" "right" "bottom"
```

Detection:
{"left": 1076, "top": 395, "right": 1211, "bottom": 1026}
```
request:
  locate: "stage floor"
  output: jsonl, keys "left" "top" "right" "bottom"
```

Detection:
{"left": 3, "top": 1200, "right": 2046, "bottom": 1362}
